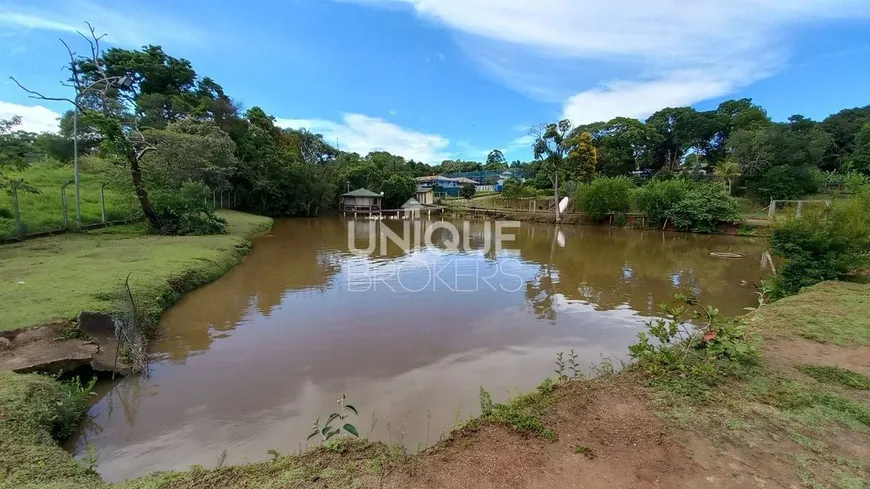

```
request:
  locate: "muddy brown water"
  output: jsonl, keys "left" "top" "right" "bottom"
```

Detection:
{"left": 67, "top": 218, "right": 767, "bottom": 481}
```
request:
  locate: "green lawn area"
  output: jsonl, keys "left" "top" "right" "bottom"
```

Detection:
{"left": 737, "top": 192, "right": 854, "bottom": 222}
{"left": 750, "top": 280, "right": 870, "bottom": 346}
{"left": 0, "top": 161, "right": 138, "bottom": 239}
{"left": 0, "top": 210, "right": 272, "bottom": 331}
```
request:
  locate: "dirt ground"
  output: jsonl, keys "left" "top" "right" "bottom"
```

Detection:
{"left": 373, "top": 334, "right": 870, "bottom": 489}
{"left": 382, "top": 376, "right": 800, "bottom": 489}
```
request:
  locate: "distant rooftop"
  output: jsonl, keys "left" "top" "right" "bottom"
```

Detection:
{"left": 342, "top": 188, "right": 382, "bottom": 198}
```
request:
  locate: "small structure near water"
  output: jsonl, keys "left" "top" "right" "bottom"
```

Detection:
{"left": 416, "top": 188, "right": 434, "bottom": 205}
{"left": 341, "top": 188, "right": 382, "bottom": 212}
{"left": 401, "top": 197, "right": 424, "bottom": 219}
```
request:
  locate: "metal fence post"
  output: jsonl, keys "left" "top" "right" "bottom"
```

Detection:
{"left": 11, "top": 178, "right": 23, "bottom": 235}
{"left": 61, "top": 181, "right": 72, "bottom": 228}
{"left": 99, "top": 183, "right": 107, "bottom": 223}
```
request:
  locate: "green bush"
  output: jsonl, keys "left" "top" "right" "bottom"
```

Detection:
{"left": 769, "top": 183, "right": 870, "bottom": 297}
{"left": 629, "top": 294, "right": 760, "bottom": 391}
{"left": 631, "top": 179, "right": 690, "bottom": 226}
{"left": 150, "top": 180, "right": 227, "bottom": 236}
{"left": 576, "top": 176, "right": 633, "bottom": 220}
{"left": 460, "top": 182, "right": 476, "bottom": 199}
{"left": 669, "top": 183, "right": 740, "bottom": 233}
{"left": 750, "top": 165, "right": 818, "bottom": 202}
{"left": 501, "top": 177, "right": 536, "bottom": 200}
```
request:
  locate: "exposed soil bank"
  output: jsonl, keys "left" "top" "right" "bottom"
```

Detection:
{"left": 0, "top": 211, "right": 273, "bottom": 375}
{"left": 2, "top": 281, "right": 867, "bottom": 488}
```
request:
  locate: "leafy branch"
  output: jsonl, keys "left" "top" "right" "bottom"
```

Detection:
{"left": 308, "top": 394, "right": 359, "bottom": 443}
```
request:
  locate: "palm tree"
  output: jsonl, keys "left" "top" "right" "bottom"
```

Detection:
{"left": 714, "top": 161, "right": 741, "bottom": 195}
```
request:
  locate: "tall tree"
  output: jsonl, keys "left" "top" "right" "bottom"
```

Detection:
{"left": 644, "top": 107, "right": 698, "bottom": 171}
{"left": 821, "top": 106, "right": 870, "bottom": 170}
{"left": 485, "top": 149, "right": 507, "bottom": 170}
{"left": 532, "top": 119, "right": 573, "bottom": 223}
{"left": 849, "top": 124, "right": 870, "bottom": 175}
{"left": 566, "top": 131, "right": 597, "bottom": 182}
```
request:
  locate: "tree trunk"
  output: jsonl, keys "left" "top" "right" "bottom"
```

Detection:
{"left": 127, "top": 151, "right": 160, "bottom": 230}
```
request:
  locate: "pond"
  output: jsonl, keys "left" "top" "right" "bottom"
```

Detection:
{"left": 67, "top": 218, "right": 767, "bottom": 481}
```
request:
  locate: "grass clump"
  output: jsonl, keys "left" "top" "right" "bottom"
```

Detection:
{"left": 797, "top": 365, "right": 870, "bottom": 390}
{"left": 571, "top": 443, "right": 596, "bottom": 459}
{"left": 0, "top": 210, "right": 272, "bottom": 331}
{"left": 746, "top": 372, "right": 870, "bottom": 431}
{"left": 0, "top": 372, "right": 101, "bottom": 488}
{"left": 476, "top": 380, "right": 559, "bottom": 441}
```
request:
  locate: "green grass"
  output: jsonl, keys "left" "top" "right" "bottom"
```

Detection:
{"left": 0, "top": 372, "right": 102, "bottom": 489}
{"left": 0, "top": 161, "right": 138, "bottom": 238}
{"left": 571, "top": 443, "right": 596, "bottom": 459}
{"left": 116, "top": 439, "right": 393, "bottom": 489}
{"left": 472, "top": 380, "right": 559, "bottom": 441}
{"left": 0, "top": 375, "right": 392, "bottom": 489}
{"left": 750, "top": 281, "right": 870, "bottom": 346}
{"left": 797, "top": 365, "right": 870, "bottom": 390}
{"left": 0, "top": 210, "right": 272, "bottom": 331}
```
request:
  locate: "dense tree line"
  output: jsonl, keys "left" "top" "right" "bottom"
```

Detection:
{"left": 4, "top": 26, "right": 870, "bottom": 235}
{"left": 568, "top": 101, "right": 870, "bottom": 200}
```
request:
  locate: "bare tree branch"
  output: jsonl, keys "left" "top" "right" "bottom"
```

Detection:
{"left": 7, "top": 77, "right": 84, "bottom": 110}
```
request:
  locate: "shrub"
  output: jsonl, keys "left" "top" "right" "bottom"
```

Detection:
{"left": 150, "top": 180, "right": 227, "bottom": 236}
{"left": 460, "top": 182, "right": 476, "bottom": 199}
{"left": 629, "top": 294, "right": 760, "bottom": 388}
{"left": 750, "top": 165, "right": 818, "bottom": 202}
{"left": 576, "top": 176, "right": 633, "bottom": 220}
{"left": 669, "top": 182, "right": 740, "bottom": 233}
{"left": 501, "top": 177, "right": 536, "bottom": 200}
{"left": 631, "top": 179, "right": 690, "bottom": 226}
{"left": 769, "top": 183, "right": 870, "bottom": 297}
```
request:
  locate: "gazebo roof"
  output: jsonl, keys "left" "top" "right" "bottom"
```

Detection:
{"left": 401, "top": 198, "right": 424, "bottom": 209}
{"left": 342, "top": 188, "right": 382, "bottom": 198}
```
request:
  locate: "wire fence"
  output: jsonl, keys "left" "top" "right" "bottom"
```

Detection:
{"left": 112, "top": 273, "right": 150, "bottom": 375}
{"left": 0, "top": 182, "right": 239, "bottom": 241}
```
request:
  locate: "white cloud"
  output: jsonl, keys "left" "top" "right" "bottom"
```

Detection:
{"left": 436, "top": 52, "right": 446, "bottom": 62}
{"left": 388, "top": 109, "right": 398, "bottom": 116}
{"left": 0, "top": 1, "right": 207, "bottom": 47}
{"left": 346, "top": 0, "right": 870, "bottom": 122}
{"left": 0, "top": 101, "right": 61, "bottom": 133}
{"left": 563, "top": 68, "right": 747, "bottom": 125}
{"left": 504, "top": 134, "right": 534, "bottom": 154}
{"left": 277, "top": 113, "right": 451, "bottom": 163}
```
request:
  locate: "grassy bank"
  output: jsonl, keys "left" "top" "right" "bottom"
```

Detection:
{"left": 2, "top": 280, "right": 866, "bottom": 488}
{"left": 0, "top": 210, "right": 273, "bottom": 332}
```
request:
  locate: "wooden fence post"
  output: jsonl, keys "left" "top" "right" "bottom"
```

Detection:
{"left": 99, "top": 183, "right": 107, "bottom": 223}
{"left": 768, "top": 200, "right": 777, "bottom": 221}
{"left": 11, "top": 178, "right": 23, "bottom": 235}
{"left": 61, "top": 181, "right": 72, "bottom": 228}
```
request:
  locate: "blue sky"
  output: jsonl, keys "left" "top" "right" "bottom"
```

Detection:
{"left": 1, "top": 0, "right": 869, "bottom": 163}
